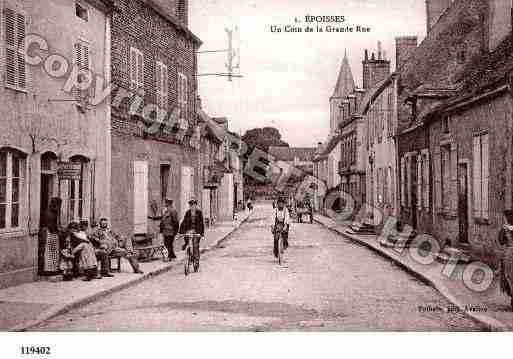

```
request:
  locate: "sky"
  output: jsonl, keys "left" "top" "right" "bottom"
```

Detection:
{"left": 189, "top": 0, "right": 426, "bottom": 147}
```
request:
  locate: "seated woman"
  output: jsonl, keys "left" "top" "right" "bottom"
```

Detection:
{"left": 69, "top": 222, "right": 99, "bottom": 281}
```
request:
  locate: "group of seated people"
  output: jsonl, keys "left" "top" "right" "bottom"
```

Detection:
{"left": 60, "top": 218, "right": 144, "bottom": 282}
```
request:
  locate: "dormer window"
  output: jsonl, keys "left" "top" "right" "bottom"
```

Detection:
{"left": 76, "top": 1, "right": 88, "bottom": 22}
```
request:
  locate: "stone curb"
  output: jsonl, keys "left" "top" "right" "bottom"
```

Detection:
{"left": 10, "top": 212, "right": 253, "bottom": 332}
{"left": 314, "top": 218, "right": 508, "bottom": 332}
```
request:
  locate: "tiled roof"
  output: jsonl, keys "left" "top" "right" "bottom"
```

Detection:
{"left": 459, "top": 33, "right": 513, "bottom": 98}
{"left": 356, "top": 77, "right": 389, "bottom": 116}
{"left": 422, "top": 34, "right": 513, "bottom": 123}
{"left": 268, "top": 146, "right": 316, "bottom": 162}
{"left": 320, "top": 134, "right": 342, "bottom": 156}
{"left": 144, "top": 0, "right": 202, "bottom": 45}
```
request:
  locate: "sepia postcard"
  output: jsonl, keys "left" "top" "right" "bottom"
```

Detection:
{"left": 1, "top": 0, "right": 513, "bottom": 354}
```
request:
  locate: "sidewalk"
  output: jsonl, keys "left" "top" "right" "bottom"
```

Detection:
{"left": 0, "top": 210, "right": 253, "bottom": 332}
{"left": 314, "top": 213, "right": 513, "bottom": 331}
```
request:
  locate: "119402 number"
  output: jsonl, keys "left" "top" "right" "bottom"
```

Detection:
{"left": 21, "top": 346, "right": 51, "bottom": 355}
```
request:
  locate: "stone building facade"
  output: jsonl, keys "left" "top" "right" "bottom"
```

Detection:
{"left": 110, "top": 0, "right": 203, "bottom": 236}
{"left": 397, "top": 0, "right": 513, "bottom": 265}
{"left": 364, "top": 74, "right": 399, "bottom": 217}
{"left": 0, "top": 0, "right": 114, "bottom": 288}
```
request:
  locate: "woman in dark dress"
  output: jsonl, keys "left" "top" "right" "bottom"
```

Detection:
{"left": 38, "top": 197, "right": 62, "bottom": 276}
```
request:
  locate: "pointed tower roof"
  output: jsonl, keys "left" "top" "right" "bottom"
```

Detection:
{"left": 332, "top": 50, "right": 356, "bottom": 98}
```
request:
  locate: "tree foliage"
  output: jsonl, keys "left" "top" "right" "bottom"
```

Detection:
{"left": 241, "top": 127, "right": 289, "bottom": 153}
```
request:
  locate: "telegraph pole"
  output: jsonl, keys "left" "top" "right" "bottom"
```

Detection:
{"left": 197, "top": 26, "right": 242, "bottom": 81}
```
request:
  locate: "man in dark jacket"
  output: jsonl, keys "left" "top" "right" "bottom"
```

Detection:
{"left": 160, "top": 199, "right": 180, "bottom": 260}
{"left": 179, "top": 199, "right": 205, "bottom": 250}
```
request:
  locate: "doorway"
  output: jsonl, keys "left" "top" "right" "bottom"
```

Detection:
{"left": 40, "top": 174, "right": 54, "bottom": 225}
{"left": 458, "top": 163, "right": 469, "bottom": 243}
{"left": 40, "top": 152, "right": 58, "bottom": 225}
{"left": 411, "top": 156, "right": 418, "bottom": 230}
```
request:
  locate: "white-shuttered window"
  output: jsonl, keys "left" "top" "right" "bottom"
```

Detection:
{"left": 178, "top": 72, "right": 188, "bottom": 120}
{"left": 133, "top": 161, "right": 148, "bottom": 233}
{"left": 68, "top": 159, "right": 87, "bottom": 223}
{"left": 473, "top": 133, "right": 489, "bottom": 220}
{"left": 130, "top": 47, "right": 144, "bottom": 93}
{"left": 74, "top": 41, "right": 91, "bottom": 102}
{"left": 422, "top": 152, "right": 430, "bottom": 210}
{"left": 0, "top": 149, "right": 25, "bottom": 230}
{"left": 441, "top": 146, "right": 451, "bottom": 211}
{"left": 4, "top": 7, "right": 26, "bottom": 91}
{"left": 156, "top": 61, "right": 168, "bottom": 110}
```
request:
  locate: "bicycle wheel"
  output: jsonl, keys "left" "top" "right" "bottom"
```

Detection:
{"left": 193, "top": 257, "right": 200, "bottom": 272}
{"left": 278, "top": 234, "right": 283, "bottom": 265}
{"left": 184, "top": 248, "right": 191, "bottom": 276}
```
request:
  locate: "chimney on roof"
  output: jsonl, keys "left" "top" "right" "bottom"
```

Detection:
{"left": 395, "top": 36, "right": 418, "bottom": 71}
{"left": 426, "top": 0, "right": 452, "bottom": 34}
{"left": 362, "top": 42, "right": 391, "bottom": 90}
{"left": 178, "top": 0, "right": 189, "bottom": 26}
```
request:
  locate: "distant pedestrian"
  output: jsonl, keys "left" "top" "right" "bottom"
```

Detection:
{"left": 499, "top": 210, "right": 513, "bottom": 309}
{"left": 39, "top": 197, "right": 62, "bottom": 276}
{"left": 247, "top": 198, "right": 253, "bottom": 212}
{"left": 159, "top": 199, "right": 180, "bottom": 260}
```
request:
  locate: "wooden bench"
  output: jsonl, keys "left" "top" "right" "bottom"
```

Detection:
{"left": 132, "top": 233, "right": 166, "bottom": 262}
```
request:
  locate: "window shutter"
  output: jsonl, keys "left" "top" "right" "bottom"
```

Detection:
{"left": 406, "top": 156, "right": 412, "bottom": 207}
{"left": 16, "top": 12, "right": 26, "bottom": 89}
{"left": 129, "top": 48, "right": 137, "bottom": 91}
{"left": 133, "top": 161, "right": 148, "bottom": 233}
{"left": 450, "top": 144, "right": 458, "bottom": 214}
{"left": 4, "top": 8, "right": 26, "bottom": 90}
{"left": 433, "top": 150, "right": 442, "bottom": 212}
{"left": 401, "top": 157, "right": 405, "bottom": 207}
{"left": 473, "top": 136, "right": 482, "bottom": 218}
{"left": 162, "top": 63, "right": 168, "bottom": 109}
{"left": 137, "top": 51, "right": 144, "bottom": 92}
{"left": 417, "top": 154, "right": 422, "bottom": 210}
{"left": 424, "top": 152, "right": 430, "bottom": 210}
{"left": 482, "top": 134, "right": 489, "bottom": 219}
{"left": 156, "top": 62, "right": 162, "bottom": 108}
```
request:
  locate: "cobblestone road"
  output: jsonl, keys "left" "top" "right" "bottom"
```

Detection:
{"left": 33, "top": 205, "right": 483, "bottom": 331}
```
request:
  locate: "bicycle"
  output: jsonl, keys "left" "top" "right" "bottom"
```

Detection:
{"left": 273, "top": 224, "right": 287, "bottom": 265}
{"left": 182, "top": 233, "right": 202, "bottom": 276}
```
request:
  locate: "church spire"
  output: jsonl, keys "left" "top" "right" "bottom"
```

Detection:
{"left": 332, "top": 50, "right": 356, "bottom": 98}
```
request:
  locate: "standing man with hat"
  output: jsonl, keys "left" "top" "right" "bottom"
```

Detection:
{"left": 160, "top": 199, "right": 180, "bottom": 261}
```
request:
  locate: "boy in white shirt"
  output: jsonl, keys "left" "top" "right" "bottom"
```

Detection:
{"left": 273, "top": 198, "right": 290, "bottom": 256}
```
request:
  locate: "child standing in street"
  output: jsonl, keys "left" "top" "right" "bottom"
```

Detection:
{"left": 59, "top": 234, "right": 74, "bottom": 281}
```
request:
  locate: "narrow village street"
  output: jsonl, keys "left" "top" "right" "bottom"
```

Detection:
{"left": 33, "top": 204, "right": 482, "bottom": 331}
